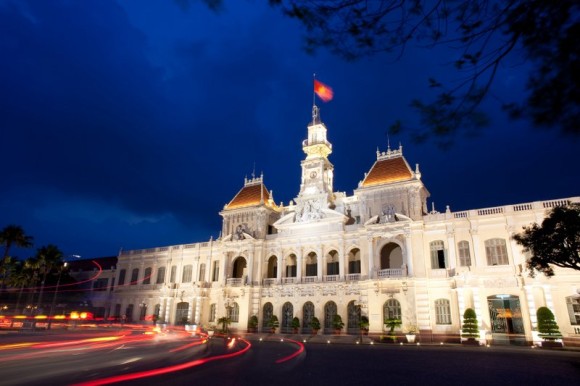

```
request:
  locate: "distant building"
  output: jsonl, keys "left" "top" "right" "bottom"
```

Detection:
{"left": 111, "top": 105, "right": 580, "bottom": 345}
{"left": 68, "top": 256, "right": 117, "bottom": 318}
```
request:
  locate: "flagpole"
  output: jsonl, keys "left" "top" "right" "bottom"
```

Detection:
{"left": 312, "top": 73, "right": 316, "bottom": 107}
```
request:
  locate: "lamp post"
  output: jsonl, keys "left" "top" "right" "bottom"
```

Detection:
{"left": 354, "top": 297, "right": 367, "bottom": 343}
{"left": 48, "top": 262, "right": 68, "bottom": 330}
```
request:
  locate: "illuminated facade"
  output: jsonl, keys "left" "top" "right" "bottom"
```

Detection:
{"left": 111, "top": 106, "right": 580, "bottom": 345}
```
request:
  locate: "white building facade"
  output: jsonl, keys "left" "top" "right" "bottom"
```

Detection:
{"left": 111, "top": 106, "right": 580, "bottom": 346}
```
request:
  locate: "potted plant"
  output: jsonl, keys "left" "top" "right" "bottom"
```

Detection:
{"left": 217, "top": 316, "right": 231, "bottom": 334}
{"left": 461, "top": 308, "right": 480, "bottom": 345}
{"left": 267, "top": 315, "right": 279, "bottom": 333}
{"left": 384, "top": 318, "right": 402, "bottom": 343}
{"left": 537, "top": 307, "right": 563, "bottom": 347}
{"left": 359, "top": 315, "right": 369, "bottom": 335}
{"left": 247, "top": 315, "right": 258, "bottom": 333}
{"left": 206, "top": 325, "right": 216, "bottom": 337}
{"left": 155, "top": 316, "right": 167, "bottom": 330}
{"left": 404, "top": 324, "right": 418, "bottom": 343}
{"left": 332, "top": 314, "right": 345, "bottom": 334}
{"left": 310, "top": 317, "right": 321, "bottom": 335}
{"left": 290, "top": 316, "right": 300, "bottom": 334}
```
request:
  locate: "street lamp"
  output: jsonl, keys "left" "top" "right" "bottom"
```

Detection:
{"left": 354, "top": 297, "right": 367, "bottom": 343}
{"left": 48, "top": 262, "right": 68, "bottom": 330}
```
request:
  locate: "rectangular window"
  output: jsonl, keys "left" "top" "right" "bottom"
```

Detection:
{"left": 306, "top": 263, "right": 317, "bottom": 276}
{"left": 211, "top": 261, "right": 219, "bottom": 282}
{"left": 458, "top": 241, "right": 471, "bottom": 266}
{"left": 485, "top": 239, "right": 509, "bottom": 265}
{"left": 435, "top": 299, "right": 452, "bottom": 324}
{"left": 118, "top": 269, "right": 126, "bottom": 286}
{"left": 430, "top": 241, "right": 446, "bottom": 269}
{"left": 209, "top": 303, "right": 216, "bottom": 322}
{"left": 348, "top": 260, "right": 361, "bottom": 274}
{"left": 156, "top": 267, "right": 166, "bottom": 284}
{"left": 130, "top": 268, "right": 139, "bottom": 285}
{"left": 567, "top": 296, "right": 580, "bottom": 325}
{"left": 198, "top": 263, "right": 206, "bottom": 282}
{"left": 286, "top": 265, "right": 296, "bottom": 277}
{"left": 327, "top": 261, "right": 339, "bottom": 275}
{"left": 182, "top": 265, "right": 193, "bottom": 283}
{"left": 92, "top": 278, "right": 108, "bottom": 291}
{"left": 170, "top": 266, "right": 177, "bottom": 283}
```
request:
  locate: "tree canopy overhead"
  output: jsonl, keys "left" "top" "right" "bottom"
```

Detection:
{"left": 513, "top": 203, "right": 580, "bottom": 277}
{"left": 267, "top": 0, "right": 580, "bottom": 144}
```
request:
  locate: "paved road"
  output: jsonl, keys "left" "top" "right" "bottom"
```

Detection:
{"left": 1, "top": 331, "right": 579, "bottom": 386}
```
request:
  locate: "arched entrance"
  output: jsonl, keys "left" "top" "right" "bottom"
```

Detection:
{"left": 281, "top": 302, "right": 294, "bottom": 334}
{"left": 380, "top": 243, "right": 403, "bottom": 269}
{"left": 324, "top": 301, "right": 338, "bottom": 334}
{"left": 303, "top": 302, "right": 315, "bottom": 334}
{"left": 232, "top": 256, "right": 247, "bottom": 279}
{"left": 347, "top": 300, "right": 361, "bottom": 335}
{"left": 175, "top": 302, "right": 189, "bottom": 325}
{"left": 487, "top": 295, "right": 525, "bottom": 345}
{"left": 262, "top": 302, "right": 273, "bottom": 332}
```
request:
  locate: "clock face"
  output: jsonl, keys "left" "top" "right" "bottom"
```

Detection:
{"left": 310, "top": 171, "right": 317, "bottom": 179}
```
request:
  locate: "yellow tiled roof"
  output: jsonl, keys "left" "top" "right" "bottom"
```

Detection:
{"left": 225, "top": 183, "right": 271, "bottom": 210}
{"left": 361, "top": 156, "right": 413, "bottom": 187}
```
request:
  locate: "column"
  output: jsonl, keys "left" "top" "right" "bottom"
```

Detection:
{"left": 317, "top": 248, "right": 323, "bottom": 281}
{"left": 446, "top": 232, "right": 457, "bottom": 270}
{"left": 524, "top": 285, "right": 538, "bottom": 329}
{"left": 338, "top": 245, "right": 345, "bottom": 279}
{"left": 297, "top": 249, "right": 303, "bottom": 282}
{"left": 248, "top": 250, "right": 254, "bottom": 285}
{"left": 472, "top": 287, "right": 483, "bottom": 328}
{"left": 404, "top": 231, "right": 414, "bottom": 277}
{"left": 367, "top": 237, "right": 375, "bottom": 279}
{"left": 221, "top": 252, "right": 228, "bottom": 285}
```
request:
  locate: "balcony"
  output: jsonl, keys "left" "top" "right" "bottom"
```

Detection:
{"left": 377, "top": 268, "right": 404, "bottom": 279}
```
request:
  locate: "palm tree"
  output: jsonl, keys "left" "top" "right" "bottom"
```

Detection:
{"left": 5, "top": 259, "right": 36, "bottom": 314}
{"left": 30, "top": 245, "right": 63, "bottom": 312}
{"left": 0, "top": 225, "right": 34, "bottom": 269}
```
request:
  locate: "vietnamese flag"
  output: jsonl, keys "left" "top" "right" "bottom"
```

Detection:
{"left": 314, "top": 79, "right": 334, "bottom": 102}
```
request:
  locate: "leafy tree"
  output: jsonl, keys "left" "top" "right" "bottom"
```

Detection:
{"left": 513, "top": 203, "right": 580, "bottom": 277}
{"left": 268, "top": 314, "right": 280, "bottom": 331}
{"left": 310, "top": 316, "right": 321, "bottom": 330}
{"left": 265, "top": 0, "right": 580, "bottom": 143}
{"left": 0, "top": 225, "right": 33, "bottom": 270}
{"left": 536, "top": 307, "right": 562, "bottom": 341}
{"left": 332, "top": 314, "right": 344, "bottom": 330}
{"left": 461, "top": 308, "right": 479, "bottom": 340}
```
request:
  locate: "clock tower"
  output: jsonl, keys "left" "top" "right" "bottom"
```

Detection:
{"left": 294, "top": 105, "right": 335, "bottom": 222}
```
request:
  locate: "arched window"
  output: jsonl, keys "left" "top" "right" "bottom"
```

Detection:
{"left": 435, "top": 299, "right": 452, "bottom": 324}
{"left": 209, "top": 303, "right": 216, "bottom": 322}
{"left": 383, "top": 299, "right": 401, "bottom": 320}
{"left": 326, "top": 250, "right": 339, "bottom": 276}
{"left": 130, "top": 268, "right": 139, "bottom": 285}
{"left": 348, "top": 248, "right": 361, "bottom": 274}
{"left": 263, "top": 303, "right": 273, "bottom": 329}
{"left": 228, "top": 302, "right": 239, "bottom": 322}
{"left": 156, "top": 267, "right": 166, "bottom": 284}
{"left": 484, "top": 238, "right": 509, "bottom": 265}
{"left": 430, "top": 240, "right": 446, "bottom": 269}
{"left": 457, "top": 241, "right": 471, "bottom": 266}
{"left": 286, "top": 254, "right": 297, "bottom": 277}
{"left": 380, "top": 243, "right": 403, "bottom": 269}
{"left": 182, "top": 265, "right": 193, "bottom": 283}
{"left": 143, "top": 267, "right": 152, "bottom": 285}
{"left": 267, "top": 256, "right": 278, "bottom": 279}
{"left": 305, "top": 252, "right": 318, "bottom": 277}
{"left": 118, "top": 269, "right": 126, "bottom": 286}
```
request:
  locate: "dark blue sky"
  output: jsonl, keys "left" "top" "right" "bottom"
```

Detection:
{"left": 1, "top": 0, "right": 578, "bottom": 259}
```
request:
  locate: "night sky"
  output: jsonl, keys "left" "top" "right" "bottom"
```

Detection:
{"left": 2, "top": 1, "right": 579, "bottom": 259}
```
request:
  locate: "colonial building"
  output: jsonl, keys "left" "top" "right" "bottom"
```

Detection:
{"left": 111, "top": 105, "right": 580, "bottom": 345}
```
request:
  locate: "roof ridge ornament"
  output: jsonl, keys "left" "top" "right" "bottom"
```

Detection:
{"left": 377, "top": 144, "right": 403, "bottom": 161}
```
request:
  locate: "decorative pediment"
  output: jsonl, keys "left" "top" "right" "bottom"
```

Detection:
{"left": 364, "top": 212, "right": 412, "bottom": 226}
{"left": 273, "top": 207, "right": 347, "bottom": 231}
